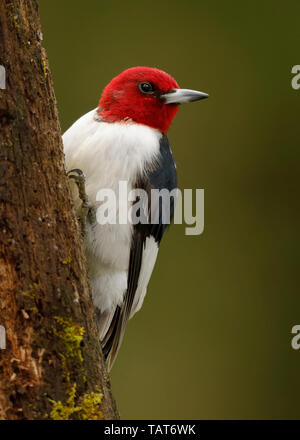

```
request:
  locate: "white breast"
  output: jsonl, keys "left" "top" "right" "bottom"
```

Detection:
{"left": 63, "top": 109, "right": 161, "bottom": 195}
{"left": 63, "top": 108, "right": 162, "bottom": 315}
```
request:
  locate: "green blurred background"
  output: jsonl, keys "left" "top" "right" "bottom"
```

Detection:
{"left": 39, "top": 0, "right": 300, "bottom": 419}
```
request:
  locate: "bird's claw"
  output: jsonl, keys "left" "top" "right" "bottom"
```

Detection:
{"left": 67, "top": 168, "right": 96, "bottom": 236}
{"left": 67, "top": 167, "right": 84, "bottom": 177}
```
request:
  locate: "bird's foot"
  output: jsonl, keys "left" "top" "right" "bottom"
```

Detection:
{"left": 67, "top": 168, "right": 96, "bottom": 236}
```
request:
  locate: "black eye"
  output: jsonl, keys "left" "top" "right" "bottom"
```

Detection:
{"left": 139, "top": 82, "right": 155, "bottom": 94}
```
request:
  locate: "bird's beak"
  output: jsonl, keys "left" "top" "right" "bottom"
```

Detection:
{"left": 161, "top": 88, "right": 209, "bottom": 104}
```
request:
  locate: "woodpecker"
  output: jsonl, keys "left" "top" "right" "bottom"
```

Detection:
{"left": 63, "top": 67, "right": 208, "bottom": 370}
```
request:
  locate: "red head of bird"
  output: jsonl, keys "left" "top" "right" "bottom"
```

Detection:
{"left": 98, "top": 66, "right": 208, "bottom": 134}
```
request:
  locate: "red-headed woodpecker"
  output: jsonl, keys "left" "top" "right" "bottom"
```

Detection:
{"left": 63, "top": 67, "right": 208, "bottom": 370}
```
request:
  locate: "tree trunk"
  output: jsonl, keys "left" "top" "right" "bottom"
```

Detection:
{"left": 0, "top": 0, "right": 119, "bottom": 420}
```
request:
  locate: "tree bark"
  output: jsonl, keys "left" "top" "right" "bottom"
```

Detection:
{"left": 0, "top": 0, "right": 119, "bottom": 420}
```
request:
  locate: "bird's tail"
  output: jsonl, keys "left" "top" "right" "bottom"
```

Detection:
{"left": 96, "top": 306, "right": 127, "bottom": 372}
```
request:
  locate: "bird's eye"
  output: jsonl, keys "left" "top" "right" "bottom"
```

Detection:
{"left": 138, "top": 82, "right": 155, "bottom": 94}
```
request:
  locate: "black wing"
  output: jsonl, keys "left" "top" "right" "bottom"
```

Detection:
{"left": 103, "top": 135, "right": 177, "bottom": 370}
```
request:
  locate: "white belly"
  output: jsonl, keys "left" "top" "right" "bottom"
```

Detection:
{"left": 63, "top": 109, "right": 161, "bottom": 315}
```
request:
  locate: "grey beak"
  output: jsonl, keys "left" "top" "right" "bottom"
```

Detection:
{"left": 161, "top": 88, "right": 209, "bottom": 104}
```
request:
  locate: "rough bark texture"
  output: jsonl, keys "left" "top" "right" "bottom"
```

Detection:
{"left": 0, "top": 0, "right": 119, "bottom": 420}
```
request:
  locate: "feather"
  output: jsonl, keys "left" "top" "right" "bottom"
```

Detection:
{"left": 100, "top": 135, "right": 177, "bottom": 370}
